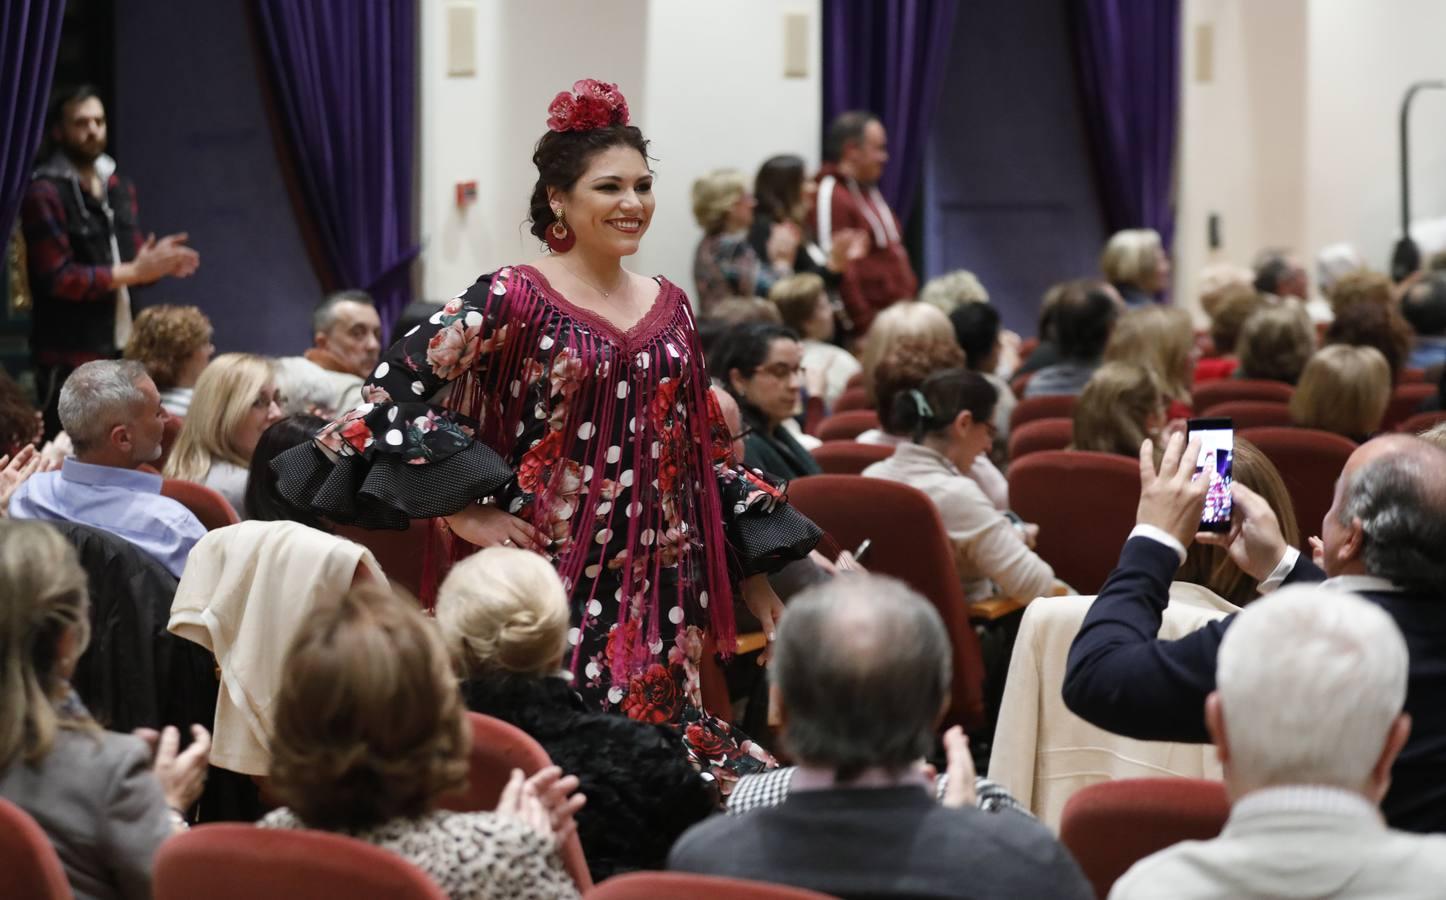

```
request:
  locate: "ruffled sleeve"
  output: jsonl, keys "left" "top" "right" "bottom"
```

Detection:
{"left": 273, "top": 273, "right": 515, "bottom": 529}
{"left": 705, "top": 391, "right": 822, "bottom": 577}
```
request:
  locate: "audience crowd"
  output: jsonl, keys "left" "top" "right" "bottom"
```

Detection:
{"left": 4, "top": 95, "right": 1446, "bottom": 900}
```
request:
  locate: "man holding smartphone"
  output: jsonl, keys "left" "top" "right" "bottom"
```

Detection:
{"left": 1061, "top": 431, "right": 1446, "bottom": 834}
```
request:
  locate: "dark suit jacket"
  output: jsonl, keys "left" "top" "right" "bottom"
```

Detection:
{"left": 1063, "top": 536, "right": 1446, "bottom": 833}
{"left": 667, "top": 785, "right": 1092, "bottom": 899}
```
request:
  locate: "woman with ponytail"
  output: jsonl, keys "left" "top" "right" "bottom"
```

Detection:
{"left": 863, "top": 370, "right": 1060, "bottom": 604}
{"left": 436, "top": 548, "right": 713, "bottom": 882}
{"left": 275, "top": 79, "right": 820, "bottom": 785}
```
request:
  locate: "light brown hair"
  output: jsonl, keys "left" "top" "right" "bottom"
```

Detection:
{"left": 1290, "top": 345, "right": 1391, "bottom": 439}
{"left": 691, "top": 169, "right": 749, "bottom": 234}
{"left": 1207, "top": 284, "right": 1265, "bottom": 356}
{"left": 1327, "top": 269, "right": 1393, "bottom": 317}
{"left": 860, "top": 302, "right": 955, "bottom": 404}
{"left": 164, "top": 353, "right": 274, "bottom": 480}
{"left": 123, "top": 305, "right": 213, "bottom": 391}
{"left": 1071, "top": 362, "right": 1165, "bottom": 458}
{"left": 1104, "top": 305, "right": 1195, "bottom": 402}
{"left": 268, "top": 583, "right": 469, "bottom": 831}
{"left": 769, "top": 273, "right": 827, "bottom": 335}
{"left": 1235, "top": 303, "right": 1314, "bottom": 384}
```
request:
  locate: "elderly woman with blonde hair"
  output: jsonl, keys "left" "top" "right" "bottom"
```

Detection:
{"left": 164, "top": 353, "right": 284, "bottom": 517}
{"left": 691, "top": 168, "right": 798, "bottom": 311}
{"left": 1290, "top": 345, "right": 1392, "bottom": 442}
{"left": 436, "top": 547, "right": 714, "bottom": 882}
{"left": 261, "top": 581, "right": 582, "bottom": 899}
{"left": 1101, "top": 228, "right": 1170, "bottom": 307}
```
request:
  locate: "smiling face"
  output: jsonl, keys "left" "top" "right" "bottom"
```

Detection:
{"left": 550, "top": 144, "right": 655, "bottom": 259}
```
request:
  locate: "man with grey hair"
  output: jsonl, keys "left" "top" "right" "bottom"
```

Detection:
{"left": 287, "top": 289, "right": 382, "bottom": 414}
{"left": 1112, "top": 587, "right": 1446, "bottom": 898}
{"left": 669, "top": 575, "right": 1091, "bottom": 898}
{"left": 1065, "top": 432, "right": 1446, "bottom": 833}
{"left": 8, "top": 360, "right": 204, "bottom": 576}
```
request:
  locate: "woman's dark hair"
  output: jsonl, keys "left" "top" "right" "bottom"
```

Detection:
{"left": 949, "top": 303, "right": 1001, "bottom": 371}
{"left": 0, "top": 371, "right": 39, "bottom": 457}
{"left": 754, "top": 154, "right": 807, "bottom": 223}
{"left": 527, "top": 125, "right": 651, "bottom": 242}
{"left": 889, "top": 368, "right": 997, "bottom": 444}
{"left": 707, "top": 322, "right": 800, "bottom": 397}
{"left": 245, "top": 415, "right": 331, "bottom": 531}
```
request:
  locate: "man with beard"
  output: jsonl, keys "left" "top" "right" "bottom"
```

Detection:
{"left": 808, "top": 111, "right": 918, "bottom": 336}
{"left": 21, "top": 85, "right": 200, "bottom": 439}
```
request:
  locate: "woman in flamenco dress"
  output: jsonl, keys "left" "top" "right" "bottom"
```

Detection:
{"left": 275, "top": 79, "right": 821, "bottom": 790}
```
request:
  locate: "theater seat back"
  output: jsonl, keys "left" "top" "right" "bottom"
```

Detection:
{"left": 0, "top": 799, "right": 71, "bottom": 900}
{"left": 1008, "top": 451, "right": 1139, "bottom": 594}
{"left": 810, "top": 440, "right": 894, "bottom": 475}
{"left": 1239, "top": 426, "right": 1356, "bottom": 548}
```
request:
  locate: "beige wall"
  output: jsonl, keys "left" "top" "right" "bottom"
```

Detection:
{"left": 417, "top": 0, "right": 822, "bottom": 303}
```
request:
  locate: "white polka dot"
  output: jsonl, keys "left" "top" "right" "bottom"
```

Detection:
{"left": 640, "top": 529, "right": 655, "bottom": 546}
{"left": 606, "top": 446, "right": 621, "bottom": 464}
{"left": 429, "top": 311, "right": 445, "bottom": 324}
{"left": 595, "top": 528, "right": 613, "bottom": 545}
{"left": 413, "top": 415, "right": 430, "bottom": 428}
{"left": 668, "top": 606, "right": 685, "bottom": 625}
{"left": 667, "top": 342, "right": 679, "bottom": 358}
{"left": 356, "top": 402, "right": 375, "bottom": 415}
{"left": 492, "top": 279, "right": 507, "bottom": 295}
{"left": 411, "top": 380, "right": 425, "bottom": 396}
{"left": 509, "top": 497, "right": 525, "bottom": 513}
{"left": 556, "top": 504, "right": 574, "bottom": 521}
{"left": 387, "top": 407, "right": 398, "bottom": 422}
{"left": 568, "top": 628, "right": 581, "bottom": 646}
{"left": 588, "top": 600, "right": 603, "bottom": 617}
{"left": 534, "top": 404, "right": 547, "bottom": 419}
{"left": 465, "top": 311, "right": 483, "bottom": 328}
{"left": 510, "top": 380, "right": 521, "bottom": 397}
{"left": 515, "top": 422, "right": 525, "bottom": 436}
{"left": 636, "top": 351, "right": 650, "bottom": 369}
{"left": 595, "top": 501, "right": 611, "bottom": 516}
{"left": 405, "top": 325, "right": 420, "bottom": 337}
{"left": 577, "top": 422, "right": 595, "bottom": 440}
{"left": 617, "top": 381, "right": 629, "bottom": 399}
{"left": 585, "top": 662, "right": 601, "bottom": 680}
{"left": 628, "top": 417, "right": 637, "bottom": 434}
{"left": 608, "top": 687, "right": 624, "bottom": 704}
{"left": 619, "top": 469, "right": 634, "bottom": 487}
{"left": 583, "top": 465, "right": 595, "bottom": 482}
{"left": 585, "top": 564, "right": 600, "bottom": 578}
{"left": 650, "top": 638, "right": 664, "bottom": 654}
{"left": 385, "top": 429, "right": 403, "bottom": 446}
{"left": 627, "top": 501, "right": 642, "bottom": 517}
{"left": 699, "top": 591, "right": 709, "bottom": 609}
{"left": 650, "top": 442, "right": 660, "bottom": 458}
{"left": 373, "top": 363, "right": 389, "bottom": 379}
{"left": 540, "top": 335, "right": 555, "bottom": 350}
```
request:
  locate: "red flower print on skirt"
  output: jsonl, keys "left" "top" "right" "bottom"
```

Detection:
{"left": 621, "top": 663, "right": 683, "bottom": 724}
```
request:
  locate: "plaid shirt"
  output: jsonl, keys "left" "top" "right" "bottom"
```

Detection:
{"left": 726, "top": 765, "right": 1030, "bottom": 817}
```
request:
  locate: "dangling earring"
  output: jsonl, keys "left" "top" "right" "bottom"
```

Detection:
{"left": 545, "top": 206, "right": 575, "bottom": 254}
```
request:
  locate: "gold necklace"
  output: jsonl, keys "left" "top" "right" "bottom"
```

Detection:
{"left": 558, "top": 259, "right": 628, "bottom": 300}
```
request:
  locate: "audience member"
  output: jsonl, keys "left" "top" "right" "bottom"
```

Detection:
{"left": 1402, "top": 272, "right": 1446, "bottom": 372}
{"left": 272, "top": 355, "right": 345, "bottom": 418}
{"left": 0, "top": 519, "right": 211, "bottom": 900}
{"left": 691, "top": 168, "right": 795, "bottom": 310}
{"left": 669, "top": 575, "right": 1091, "bottom": 898}
{"left": 1290, "top": 345, "right": 1391, "bottom": 441}
{"left": 260, "top": 581, "right": 582, "bottom": 899}
{"left": 1251, "top": 248, "right": 1309, "bottom": 300}
{"left": 1071, "top": 362, "right": 1166, "bottom": 458}
{"left": 122, "top": 305, "right": 214, "bottom": 417}
{"left": 749, "top": 154, "right": 864, "bottom": 301}
{"left": 0, "top": 369, "right": 43, "bottom": 457}
{"left": 1325, "top": 300, "right": 1413, "bottom": 383}
{"left": 1195, "top": 283, "right": 1264, "bottom": 383}
{"left": 1234, "top": 303, "right": 1314, "bottom": 384}
{"left": 1101, "top": 229, "right": 1169, "bottom": 307}
{"left": 163, "top": 353, "right": 283, "bottom": 517}
{"left": 435, "top": 548, "right": 713, "bottom": 881}
{"left": 810, "top": 111, "right": 918, "bottom": 334}
{"left": 1327, "top": 268, "right": 1393, "bottom": 317}
{"left": 949, "top": 301, "right": 1017, "bottom": 440}
{"left": 297, "top": 289, "right": 381, "bottom": 413}
{"left": 22, "top": 85, "right": 199, "bottom": 440}
{"left": 242, "top": 414, "right": 330, "bottom": 530}
{"left": 1112, "top": 587, "right": 1446, "bottom": 899}
{"left": 858, "top": 300, "right": 954, "bottom": 405}
{"left": 1317, "top": 243, "right": 1365, "bottom": 299}
{"left": 1014, "top": 281, "right": 1071, "bottom": 377}
{"left": 1173, "top": 438, "right": 1299, "bottom": 608}
{"left": 1023, "top": 281, "right": 1120, "bottom": 397}
{"left": 919, "top": 269, "right": 989, "bottom": 314}
{"left": 1105, "top": 305, "right": 1197, "bottom": 418}
{"left": 866, "top": 368, "right": 1057, "bottom": 603}
{"left": 713, "top": 322, "right": 819, "bottom": 479}
{"left": 8, "top": 360, "right": 204, "bottom": 577}
{"left": 1063, "top": 431, "right": 1446, "bottom": 832}
{"left": 1196, "top": 262, "right": 1254, "bottom": 317}
{"left": 0, "top": 445, "right": 56, "bottom": 518}
{"left": 769, "top": 273, "right": 861, "bottom": 407}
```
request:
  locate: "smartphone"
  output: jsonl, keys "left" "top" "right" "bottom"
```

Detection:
{"left": 1187, "top": 417, "right": 1234, "bottom": 533}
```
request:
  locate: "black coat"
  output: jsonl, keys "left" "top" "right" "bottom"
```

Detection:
{"left": 461, "top": 673, "right": 715, "bottom": 881}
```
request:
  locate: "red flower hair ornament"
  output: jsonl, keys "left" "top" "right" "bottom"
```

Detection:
{"left": 546, "top": 79, "right": 631, "bottom": 133}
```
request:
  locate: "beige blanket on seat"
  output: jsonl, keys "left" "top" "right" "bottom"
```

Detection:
{"left": 990, "top": 583, "right": 1238, "bottom": 831}
{"left": 168, "top": 521, "right": 386, "bottom": 775}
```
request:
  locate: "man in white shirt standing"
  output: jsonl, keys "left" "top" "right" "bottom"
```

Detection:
{"left": 1111, "top": 585, "right": 1446, "bottom": 899}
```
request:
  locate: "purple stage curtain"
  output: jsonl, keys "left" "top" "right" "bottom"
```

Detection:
{"left": 1069, "top": 0, "right": 1181, "bottom": 248}
{"left": 253, "top": 0, "right": 418, "bottom": 333}
{"left": 0, "top": 0, "right": 66, "bottom": 242}
{"left": 822, "top": 0, "right": 958, "bottom": 227}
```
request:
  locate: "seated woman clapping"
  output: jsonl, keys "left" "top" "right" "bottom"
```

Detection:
{"left": 260, "top": 581, "right": 583, "bottom": 900}
{"left": 435, "top": 548, "right": 714, "bottom": 882}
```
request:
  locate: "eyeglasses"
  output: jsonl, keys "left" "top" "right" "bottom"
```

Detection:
{"left": 753, "top": 363, "right": 806, "bottom": 381}
{"left": 252, "top": 390, "right": 285, "bottom": 411}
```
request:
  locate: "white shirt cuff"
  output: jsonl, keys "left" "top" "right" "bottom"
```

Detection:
{"left": 1257, "top": 547, "right": 1301, "bottom": 594}
{"left": 1128, "top": 525, "right": 1187, "bottom": 566}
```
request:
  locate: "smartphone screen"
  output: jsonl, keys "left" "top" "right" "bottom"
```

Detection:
{"left": 1187, "top": 417, "right": 1234, "bottom": 533}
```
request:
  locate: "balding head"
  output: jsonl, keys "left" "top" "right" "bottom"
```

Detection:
{"left": 1321, "top": 435, "right": 1446, "bottom": 591}
{"left": 772, "top": 575, "right": 951, "bottom": 780}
